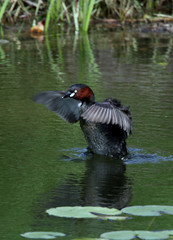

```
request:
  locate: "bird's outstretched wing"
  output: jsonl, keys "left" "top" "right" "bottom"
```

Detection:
{"left": 81, "top": 98, "right": 132, "bottom": 134}
{"left": 33, "top": 91, "right": 81, "bottom": 123}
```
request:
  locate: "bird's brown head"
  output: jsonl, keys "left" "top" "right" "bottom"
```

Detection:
{"left": 63, "top": 84, "right": 95, "bottom": 103}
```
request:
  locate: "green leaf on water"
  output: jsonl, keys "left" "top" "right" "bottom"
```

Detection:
{"left": 101, "top": 231, "right": 135, "bottom": 240}
{"left": 21, "top": 231, "right": 66, "bottom": 239}
{"left": 46, "top": 206, "right": 122, "bottom": 219}
{"left": 73, "top": 238, "right": 105, "bottom": 240}
{"left": 135, "top": 231, "right": 169, "bottom": 240}
{"left": 98, "top": 216, "right": 129, "bottom": 221}
{"left": 101, "top": 230, "right": 173, "bottom": 240}
{"left": 122, "top": 205, "right": 173, "bottom": 216}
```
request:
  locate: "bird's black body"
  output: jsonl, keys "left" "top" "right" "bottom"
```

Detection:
{"left": 34, "top": 84, "right": 132, "bottom": 159}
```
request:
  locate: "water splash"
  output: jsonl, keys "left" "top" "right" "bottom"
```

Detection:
{"left": 125, "top": 148, "right": 173, "bottom": 164}
{"left": 60, "top": 147, "right": 173, "bottom": 164}
{"left": 60, "top": 147, "right": 91, "bottom": 162}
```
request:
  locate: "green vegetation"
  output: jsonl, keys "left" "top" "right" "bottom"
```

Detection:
{"left": 101, "top": 230, "right": 173, "bottom": 240}
{"left": 0, "top": 0, "right": 9, "bottom": 23}
{"left": 21, "top": 231, "right": 66, "bottom": 239}
{"left": 0, "top": 0, "right": 173, "bottom": 32}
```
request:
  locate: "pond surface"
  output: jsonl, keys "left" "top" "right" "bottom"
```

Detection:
{"left": 0, "top": 25, "right": 173, "bottom": 240}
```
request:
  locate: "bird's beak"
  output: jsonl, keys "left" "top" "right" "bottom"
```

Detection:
{"left": 63, "top": 91, "right": 71, "bottom": 98}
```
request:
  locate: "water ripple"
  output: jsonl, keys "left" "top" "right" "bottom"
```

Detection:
{"left": 126, "top": 148, "right": 173, "bottom": 164}
{"left": 60, "top": 147, "right": 173, "bottom": 164}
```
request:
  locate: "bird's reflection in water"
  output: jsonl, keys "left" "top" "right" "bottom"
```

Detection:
{"left": 38, "top": 154, "right": 132, "bottom": 210}
{"left": 81, "top": 154, "right": 132, "bottom": 209}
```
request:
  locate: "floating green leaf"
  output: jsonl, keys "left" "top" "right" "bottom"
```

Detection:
{"left": 122, "top": 205, "right": 173, "bottom": 216}
{"left": 73, "top": 238, "right": 105, "bottom": 240}
{"left": 101, "top": 231, "right": 135, "bottom": 240}
{"left": 99, "top": 216, "right": 129, "bottom": 221}
{"left": 101, "top": 230, "right": 173, "bottom": 240}
{"left": 164, "top": 230, "right": 173, "bottom": 236}
{"left": 46, "top": 206, "right": 121, "bottom": 219}
{"left": 136, "top": 231, "right": 170, "bottom": 240}
{"left": 21, "top": 231, "right": 66, "bottom": 239}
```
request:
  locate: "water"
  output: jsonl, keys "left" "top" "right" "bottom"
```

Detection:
{"left": 0, "top": 25, "right": 173, "bottom": 239}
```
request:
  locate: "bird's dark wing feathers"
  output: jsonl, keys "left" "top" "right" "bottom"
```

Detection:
{"left": 33, "top": 91, "right": 80, "bottom": 124}
{"left": 81, "top": 98, "right": 132, "bottom": 134}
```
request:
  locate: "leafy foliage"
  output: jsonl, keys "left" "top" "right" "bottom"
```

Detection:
{"left": 1, "top": 0, "right": 173, "bottom": 32}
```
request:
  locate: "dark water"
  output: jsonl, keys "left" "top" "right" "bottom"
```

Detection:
{"left": 1, "top": 25, "right": 173, "bottom": 239}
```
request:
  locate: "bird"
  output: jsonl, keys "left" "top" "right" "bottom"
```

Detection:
{"left": 33, "top": 83, "right": 132, "bottom": 159}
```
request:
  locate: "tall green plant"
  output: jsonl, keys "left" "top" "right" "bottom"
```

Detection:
{"left": 0, "top": 0, "right": 10, "bottom": 23}
{"left": 45, "top": 0, "right": 56, "bottom": 33}
{"left": 45, "top": 0, "right": 95, "bottom": 33}
{"left": 35, "top": 0, "right": 42, "bottom": 17}
{"left": 72, "top": 0, "right": 95, "bottom": 32}
{"left": 0, "top": 24, "right": 4, "bottom": 38}
{"left": 72, "top": 1, "right": 79, "bottom": 32}
{"left": 80, "top": 0, "right": 95, "bottom": 32}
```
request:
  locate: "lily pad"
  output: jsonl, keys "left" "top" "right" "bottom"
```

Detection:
{"left": 101, "top": 230, "right": 173, "bottom": 240}
{"left": 101, "top": 231, "right": 135, "bottom": 240}
{"left": 46, "top": 206, "right": 121, "bottom": 219}
{"left": 122, "top": 205, "right": 173, "bottom": 216}
{"left": 73, "top": 238, "right": 105, "bottom": 240}
{"left": 99, "top": 216, "right": 130, "bottom": 221}
{"left": 135, "top": 231, "right": 169, "bottom": 240}
{"left": 164, "top": 230, "right": 173, "bottom": 236}
{"left": 21, "top": 231, "right": 66, "bottom": 239}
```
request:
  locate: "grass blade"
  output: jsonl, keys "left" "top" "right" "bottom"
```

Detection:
{"left": 81, "top": 0, "right": 95, "bottom": 32}
{"left": 0, "top": 0, "right": 10, "bottom": 23}
{"left": 45, "top": 0, "right": 56, "bottom": 33}
{"left": 72, "top": 1, "right": 79, "bottom": 32}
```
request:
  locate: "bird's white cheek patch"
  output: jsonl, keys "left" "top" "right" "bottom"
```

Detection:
{"left": 70, "top": 92, "right": 75, "bottom": 97}
{"left": 78, "top": 102, "right": 82, "bottom": 107}
{"left": 70, "top": 90, "right": 77, "bottom": 98}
